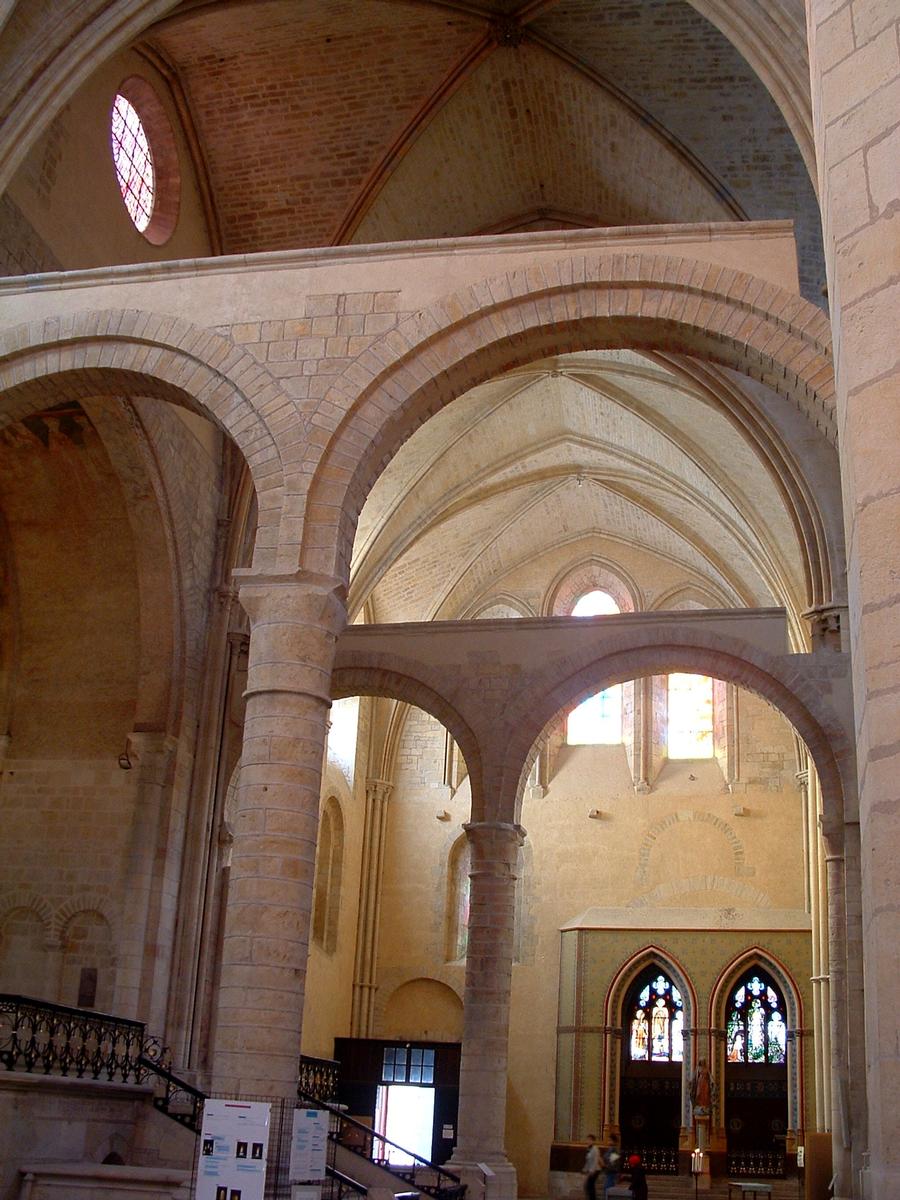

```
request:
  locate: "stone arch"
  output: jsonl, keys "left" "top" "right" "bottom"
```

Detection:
{"left": 509, "top": 631, "right": 851, "bottom": 832}
{"left": 53, "top": 893, "right": 118, "bottom": 942}
{"left": 0, "top": 313, "right": 289, "bottom": 565}
{"left": 0, "top": 892, "right": 54, "bottom": 931}
{"left": 630, "top": 877, "right": 773, "bottom": 909}
{"left": 709, "top": 947, "right": 804, "bottom": 1135}
{"left": 381, "top": 977, "right": 464, "bottom": 1041}
{"left": 651, "top": 583, "right": 730, "bottom": 611}
{"left": 330, "top": 663, "right": 483, "bottom": 815}
{"left": 635, "top": 811, "right": 748, "bottom": 885}
{"left": 544, "top": 556, "right": 642, "bottom": 616}
{"left": 57, "top": 908, "right": 116, "bottom": 1009}
{"left": 0, "top": 898, "right": 53, "bottom": 997}
{"left": 463, "top": 593, "right": 535, "bottom": 620}
{"left": 604, "top": 945, "right": 698, "bottom": 1135}
{"left": 305, "top": 256, "right": 834, "bottom": 580}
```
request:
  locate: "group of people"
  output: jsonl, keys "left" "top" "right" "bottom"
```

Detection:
{"left": 582, "top": 1134, "right": 648, "bottom": 1200}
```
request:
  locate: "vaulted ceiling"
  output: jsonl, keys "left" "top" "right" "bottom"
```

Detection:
{"left": 2, "top": 0, "right": 825, "bottom": 301}
{"left": 141, "top": 0, "right": 823, "bottom": 297}
{"left": 351, "top": 350, "right": 842, "bottom": 647}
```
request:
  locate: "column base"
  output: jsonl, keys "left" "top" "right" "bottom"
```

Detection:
{"left": 444, "top": 1156, "right": 517, "bottom": 1200}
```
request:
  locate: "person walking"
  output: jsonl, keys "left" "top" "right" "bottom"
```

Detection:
{"left": 582, "top": 1135, "right": 601, "bottom": 1200}
{"left": 602, "top": 1133, "right": 622, "bottom": 1197}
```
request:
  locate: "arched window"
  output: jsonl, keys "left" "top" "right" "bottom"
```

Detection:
{"left": 726, "top": 970, "right": 787, "bottom": 1064}
{"left": 567, "top": 590, "right": 622, "bottom": 745}
{"left": 312, "top": 797, "right": 344, "bottom": 953}
{"left": 667, "top": 673, "right": 714, "bottom": 758}
{"left": 446, "top": 836, "right": 471, "bottom": 960}
{"left": 628, "top": 969, "right": 684, "bottom": 1063}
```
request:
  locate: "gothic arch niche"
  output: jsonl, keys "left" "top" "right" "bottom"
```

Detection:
{"left": 605, "top": 953, "right": 695, "bottom": 1171}
{"left": 711, "top": 952, "right": 802, "bottom": 1171}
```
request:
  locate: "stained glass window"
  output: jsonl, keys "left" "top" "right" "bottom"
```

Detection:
{"left": 628, "top": 970, "right": 684, "bottom": 1062}
{"left": 667, "top": 673, "right": 714, "bottom": 758}
{"left": 110, "top": 94, "right": 155, "bottom": 232}
{"left": 727, "top": 971, "right": 787, "bottom": 1064}
{"left": 567, "top": 591, "right": 622, "bottom": 744}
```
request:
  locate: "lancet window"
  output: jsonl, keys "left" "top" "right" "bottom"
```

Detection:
{"left": 567, "top": 590, "right": 622, "bottom": 745}
{"left": 628, "top": 970, "right": 684, "bottom": 1062}
{"left": 726, "top": 971, "right": 787, "bottom": 1064}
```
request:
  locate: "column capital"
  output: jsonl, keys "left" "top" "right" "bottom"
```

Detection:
{"left": 463, "top": 821, "right": 525, "bottom": 869}
{"left": 236, "top": 570, "right": 347, "bottom": 704}
{"left": 233, "top": 568, "right": 347, "bottom": 628}
{"left": 802, "top": 603, "right": 848, "bottom": 652}
{"left": 126, "top": 730, "right": 179, "bottom": 770}
{"left": 365, "top": 778, "right": 393, "bottom": 803}
{"left": 463, "top": 819, "right": 526, "bottom": 842}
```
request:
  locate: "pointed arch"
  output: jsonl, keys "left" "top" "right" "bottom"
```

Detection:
{"left": 710, "top": 947, "right": 804, "bottom": 1136}
{"left": 604, "top": 946, "right": 698, "bottom": 1136}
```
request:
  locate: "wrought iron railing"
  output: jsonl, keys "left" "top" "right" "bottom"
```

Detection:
{"left": 0, "top": 993, "right": 146, "bottom": 1082}
{"left": 138, "top": 1050, "right": 206, "bottom": 1132}
{"left": 300, "top": 1053, "right": 340, "bottom": 1104}
{"left": 296, "top": 1089, "right": 465, "bottom": 1200}
{"left": 622, "top": 1145, "right": 679, "bottom": 1175}
{"left": 727, "top": 1151, "right": 786, "bottom": 1178}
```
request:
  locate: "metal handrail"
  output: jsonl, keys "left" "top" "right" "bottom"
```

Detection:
{"left": 298, "top": 1087, "right": 465, "bottom": 1200}
{"left": 0, "top": 993, "right": 146, "bottom": 1082}
{"left": 137, "top": 1052, "right": 206, "bottom": 1132}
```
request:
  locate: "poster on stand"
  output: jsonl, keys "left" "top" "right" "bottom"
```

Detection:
{"left": 196, "top": 1099, "right": 271, "bottom": 1200}
{"left": 290, "top": 1108, "right": 331, "bottom": 1182}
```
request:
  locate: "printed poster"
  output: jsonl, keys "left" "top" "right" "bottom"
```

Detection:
{"left": 290, "top": 1107, "right": 331, "bottom": 1182}
{"left": 197, "top": 1099, "right": 271, "bottom": 1200}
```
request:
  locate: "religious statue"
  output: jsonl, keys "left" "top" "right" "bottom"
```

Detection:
{"left": 690, "top": 1059, "right": 715, "bottom": 1115}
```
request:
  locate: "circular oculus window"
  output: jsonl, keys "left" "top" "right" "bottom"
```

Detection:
{"left": 109, "top": 77, "right": 180, "bottom": 245}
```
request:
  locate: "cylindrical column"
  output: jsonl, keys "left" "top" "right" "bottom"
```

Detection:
{"left": 211, "top": 573, "right": 345, "bottom": 1096}
{"left": 807, "top": 3, "right": 900, "bottom": 1193}
{"left": 448, "top": 820, "right": 523, "bottom": 1200}
{"left": 823, "top": 837, "right": 852, "bottom": 1198}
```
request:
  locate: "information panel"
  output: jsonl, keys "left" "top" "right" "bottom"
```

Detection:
{"left": 290, "top": 1108, "right": 331, "bottom": 1182}
{"left": 197, "top": 1099, "right": 271, "bottom": 1200}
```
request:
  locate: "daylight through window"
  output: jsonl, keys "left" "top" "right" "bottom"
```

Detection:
{"left": 567, "top": 591, "right": 622, "bottom": 744}
{"left": 110, "top": 94, "right": 155, "bottom": 232}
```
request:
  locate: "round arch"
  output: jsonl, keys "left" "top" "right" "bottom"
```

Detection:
{"left": 330, "top": 663, "right": 483, "bottom": 815}
{"left": 305, "top": 256, "right": 833, "bottom": 581}
{"left": 603, "top": 946, "right": 698, "bottom": 1139}
{"left": 0, "top": 314, "right": 289, "bottom": 566}
{"left": 506, "top": 633, "right": 851, "bottom": 830}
